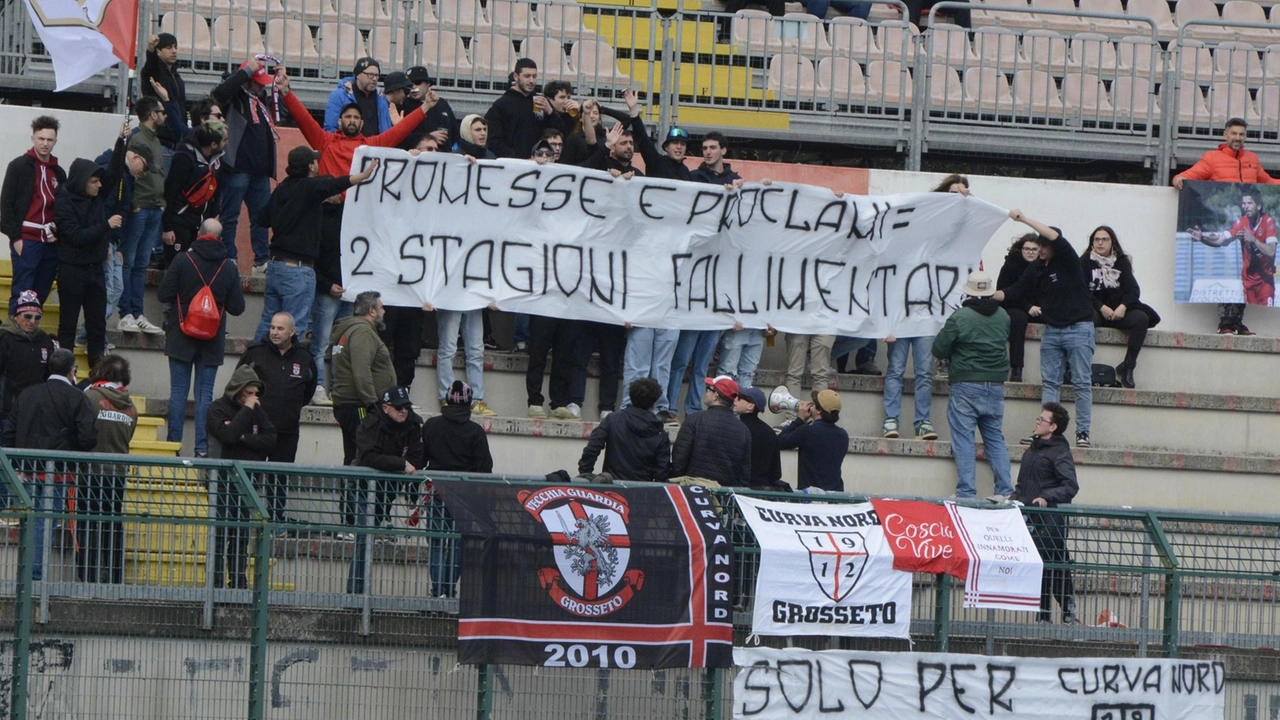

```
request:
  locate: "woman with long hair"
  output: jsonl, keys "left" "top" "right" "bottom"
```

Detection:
{"left": 997, "top": 234, "right": 1042, "bottom": 382}
{"left": 1082, "top": 226, "right": 1160, "bottom": 388}
{"left": 932, "top": 173, "right": 970, "bottom": 195}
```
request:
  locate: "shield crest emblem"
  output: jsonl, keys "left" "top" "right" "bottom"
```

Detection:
{"left": 542, "top": 502, "right": 631, "bottom": 598}
{"left": 796, "top": 530, "right": 868, "bottom": 603}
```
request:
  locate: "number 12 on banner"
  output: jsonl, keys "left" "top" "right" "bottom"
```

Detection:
{"left": 544, "top": 643, "right": 638, "bottom": 669}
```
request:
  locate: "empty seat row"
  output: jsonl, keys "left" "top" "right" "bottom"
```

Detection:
{"left": 731, "top": 13, "right": 921, "bottom": 58}
{"left": 974, "top": 0, "right": 1280, "bottom": 42}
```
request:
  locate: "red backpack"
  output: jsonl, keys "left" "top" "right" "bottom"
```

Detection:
{"left": 177, "top": 256, "right": 228, "bottom": 340}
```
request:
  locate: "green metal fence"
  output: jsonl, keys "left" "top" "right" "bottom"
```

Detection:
{"left": 0, "top": 447, "right": 1275, "bottom": 719}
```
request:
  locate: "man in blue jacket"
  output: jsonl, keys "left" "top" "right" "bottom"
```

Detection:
{"left": 324, "top": 57, "right": 391, "bottom": 135}
{"left": 777, "top": 389, "right": 848, "bottom": 492}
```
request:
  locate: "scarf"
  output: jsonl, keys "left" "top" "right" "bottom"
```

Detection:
{"left": 245, "top": 89, "right": 278, "bottom": 140}
{"left": 1090, "top": 250, "right": 1121, "bottom": 289}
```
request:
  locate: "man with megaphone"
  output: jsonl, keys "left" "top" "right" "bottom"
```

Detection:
{"left": 774, "top": 387, "right": 849, "bottom": 493}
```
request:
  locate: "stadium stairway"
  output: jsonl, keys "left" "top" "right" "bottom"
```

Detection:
{"left": 104, "top": 272, "right": 1280, "bottom": 516}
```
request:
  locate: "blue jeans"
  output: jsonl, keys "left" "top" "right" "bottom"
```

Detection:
{"left": 11, "top": 241, "right": 58, "bottom": 305}
{"left": 883, "top": 336, "right": 935, "bottom": 425}
{"left": 718, "top": 329, "right": 764, "bottom": 388}
{"left": 513, "top": 313, "right": 530, "bottom": 345}
{"left": 311, "top": 292, "right": 353, "bottom": 388}
{"left": 667, "top": 330, "right": 722, "bottom": 416}
{"left": 119, "top": 207, "right": 162, "bottom": 318}
{"left": 804, "top": 0, "right": 871, "bottom": 17}
{"left": 104, "top": 247, "right": 123, "bottom": 323}
{"left": 436, "top": 309, "right": 485, "bottom": 401}
{"left": 1040, "top": 321, "right": 1094, "bottom": 434}
{"left": 254, "top": 261, "right": 316, "bottom": 341}
{"left": 167, "top": 359, "right": 219, "bottom": 454}
{"left": 620, "top": 327, "right": 679, "bottom": 411}
{"left": 218, "top": 171, "right": 271, "bottom": 265}
{"left": 947, "top": 382, "right": 1013, "bottom": 498}
{"left": 29, "top": 476, "right": 66, "bottom": 581}
{"left": 832, "top": 336, "right": 872, "bottom": 363}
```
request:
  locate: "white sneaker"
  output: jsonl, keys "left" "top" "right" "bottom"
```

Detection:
{"left": 566, "top": 402, "right": 582, "bottom": 419}
{"left": 599, "top": 410, "right": 612, "bottom": 422}
{"left": 310, "top": 386, "right": 332, "bottom": 406}
{"left": 528, "top": 404, "right": 547, "bottom": 419}
{"left": 135, "top": 315, "right": 164, "bottom": 335}
{"left": 117, "top": 314, "right": 139, "bottom": 332}
{"left": 252, "top": 263, "right": 268, "bottom": 277}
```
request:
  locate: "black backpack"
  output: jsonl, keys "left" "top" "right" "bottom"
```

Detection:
{"left": 1091, "top": 364, "right": 1121, "bottom": 388}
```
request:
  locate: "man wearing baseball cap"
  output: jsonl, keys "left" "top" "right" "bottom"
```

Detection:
{"left": 400, "top": 66, "right": 458, "bottom": 150}
{"left": 734, "top": 386, "right": 783, "bottom": 490}
{"left": 325, "top": 57, "right": 392, "bottom": 135}
{"left": 670, "top": 375, "right": 752, "bottom": 487}
{"left": 777, "top": 389, "right": 848, "bottom": 492}
{"left": 932, "top": 270, "right": 1014, "bottom": 502}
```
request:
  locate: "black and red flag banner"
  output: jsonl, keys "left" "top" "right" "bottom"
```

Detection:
{"left": 432, "top": 481, "right": 734, "bottom": 669}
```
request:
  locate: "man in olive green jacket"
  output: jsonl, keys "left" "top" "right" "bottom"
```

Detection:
{"left": 932, "top": 271, "right": 1013, "bottom": 501}
{"left": 330, "top": 290, "right": 396, "bottom": 467}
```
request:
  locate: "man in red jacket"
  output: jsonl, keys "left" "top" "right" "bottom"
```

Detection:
{"left": 1173, "top": 117, "right": 1280, "bottom": 334}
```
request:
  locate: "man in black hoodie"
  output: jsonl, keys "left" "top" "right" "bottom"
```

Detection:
{"left": 162, "top": 119, "right": 226, "bottom": 266}
{"left": 484, "top": 58, "right": 557, "bottom": 158}
{"left": 1012, "top": 402, "right": 1080, "bottom": 624}
{"left": 734, "top": 386, "right": 783, "bottom": 491}
{"left": 207, "top": 364, "right": 277, "bottom": 589}
{"left": 423, "top": 380, "right": 493, "bottom": 474}
{"left": 994, "top": 210, "right": 1096, "bottom": 448}
{"left": 141, "top": 33, "right": 186, "bottom": 150}
{"left": 54, "top": 122, "right": 142, "bottom": 369}
{"left": 578, "top": 377, "right": 669, "bottom": 482}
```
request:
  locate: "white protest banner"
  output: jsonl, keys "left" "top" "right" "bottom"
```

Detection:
{"left": 948, "top": 503, "right": 1043, "bottom": 611}
{"left": 733, "top": 647, "right": 1225, "bottom": 720}
{"left": 341, "top": 148, "right": 1010, "bottom": 337}
{"left": 734, "top": 495, "right": 910, "bottom": 638}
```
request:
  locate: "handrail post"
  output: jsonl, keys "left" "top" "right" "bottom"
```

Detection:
{"left": 0, "top": 449, "right": 34, "bottom": 720}
{"left": 231, "top": 462, "right": 271, "bottom": 720}
{"left": 475, "top": 663, "right": 495, "bottom": 720}
{"left": 934, "top": 573, "right": 951, "bottom": 652}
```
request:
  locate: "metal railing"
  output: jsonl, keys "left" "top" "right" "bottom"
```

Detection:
{"left": 0, "top": 448, "right": 1276, "bottom": 717}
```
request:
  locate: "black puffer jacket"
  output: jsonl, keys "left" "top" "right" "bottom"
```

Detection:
{"left": 670, "top": 404, "right": 752, "bottom": 487}
{"left": 422, "top": 404, "right": 492, "bottom": 473}
{"left": 357, "top": 404, "right": 425, "bottom": 473}
{"left": 156, "top": 238, "right": 246, "bottom": 366}
{"left": 1011, "top": 434, "right": 1079, "bottom": 508}
{"left": 578, "top": 405, "right": 670, "bottom": 482}
{"left": 0, "top": 319, "right": 57, "bottom": 421}
{"left": 3, "top": 377, "right": 97, "bottom": 451}
{"left": 54, "top": 150, "right": 123, "bottom": 266}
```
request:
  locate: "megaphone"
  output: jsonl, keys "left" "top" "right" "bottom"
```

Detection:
{"left": 768, "top": 385, "right": 799, "bottom": 414}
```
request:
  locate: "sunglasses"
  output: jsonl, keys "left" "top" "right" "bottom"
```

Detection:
{"left": 534, "top": 150, "right": 554, "bottom": 158}
{"left": 18, "top": 313, "right": 40, "bottom": 320}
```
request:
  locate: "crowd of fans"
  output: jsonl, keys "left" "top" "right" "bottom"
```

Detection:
{"left": 0, "top": 42, "right": 1271, "bottom": 613}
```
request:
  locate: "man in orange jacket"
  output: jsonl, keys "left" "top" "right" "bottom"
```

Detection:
{"left": 1173, "top": 117, "right": 1280, "bottom": 334}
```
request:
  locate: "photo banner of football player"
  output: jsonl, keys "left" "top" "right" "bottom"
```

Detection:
{"left": 431, "top": 480, "right": 733, "bottom": 669}
{"left": 871, "top": 500, "right": 1043, "bottom": 612}
{"left": 1175, "top": 181, "right": 1280, "bottom": 306}
{"left": 733, "top": 647, "right": 1226, "bottom": 720}
{"left": 341, "top": 147, "right": 1012, "bottom": 339}
{"left": 733, "top": 495, "right": 911, "bottom": 638}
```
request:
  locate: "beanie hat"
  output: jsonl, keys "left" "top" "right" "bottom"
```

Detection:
{"left": 11, "top": 290, "right": 41, "bottom": 317}
{"left": 445, "top": 380, "right": 473, "bottom": 406}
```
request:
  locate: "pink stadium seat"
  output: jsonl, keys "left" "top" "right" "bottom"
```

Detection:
{"left": 1068, "top": 33, "right": 1119, "bottom": 75}
{"left": 931, "top": 25, "right": 977, "bottom": 69}
{"left": 1265, "top": 44, "right": 1280, "bottom": 77}
{"left": 540, "top": 3, "right": 596, "bottom": 45}
{"left": 490, "top": 0, "right": 539, "bottom": 38}
{"left": 877, "top": 22, "right": 918, "bottom": 62}
{"left": 422, "top": 30, "right": 472, "bottom": 75}
{"left": 1062, "top": 72, "right": 1115, "bottom": 115}
{"left": 470, "top": 33, "right": 519, "bottom": 79}
{"left": 368, "top": 26, "right": 412, "bottom": 65}
{"left": 1078, "top": 0, "right": 1144, "bottom": 35}
{"left": 317, "top": 22, "right": 365, "bottom": 69}
{"left": 159, "top": 13, "right": 215, "bottom": 55}
{"left": 1011, "top": 68, "right": 1064, "bottom": 114}
{"left": 437, "top": 0, "right": 492, "bottom": 34}
{"left": 815, "top": 56, "right": 867, "bottom": 103}
{"left": 338, "top": 0, "right": 392, "bottom": 27}
{"left": 780, "top": 13, "right": 834, "bottom": 56}
{"left": 1112, "top": 75, "right": 1159, "bottom": 122}
{"left": 866, "top": 59, "right": 913, "bottom": 105}
{"left": 1030, "top": 0, "right": 1089, "bottom": 34}
{"left": 1174, "top": 0, "right": 1221, "bottom": 39}
{"left": 768, "top": 54, "right": 818, "bottom": 97}
{"left": 733, "top": 10, "right": 784, "bottom": 54}
{"left": 229, "top": 0, "right": 285, "bottom": 20}
{"left": 1176, "top": 80, "right": 1212, "bottom": 125}
{"left": 279, "top": 0, "right": 337, "bottom": 24}
{"left": 963, "top": 66, "right": 1015, "bottom": 112}
{"left": 1209, "top": 81, "right": 1259, "bottom": 125}
{"left": 264, "top": 18, "right": 322, "bottom": 66}
{"left": 1116, "top": 35, "right": 1159, "bottom": 77}
{"left": 973, "top": 27, "right": 1020, "bottom": 69}
{"left": 1220, "top": 1, "right": 1277, "bottom": 44}
{"left": 1125, "top": 0, "right": 1177, "bottom": 40}
{"left": 212, "top": 15, "right": 268, "bottom": 58}
{"left": 1170, "top": 39, "right": 1215, "bottom": 84}
{"left": 570, "top": 37, "right": 630, "bottom": 87}
{"left": 1255, "top": 83, "right": 1280, "bottom": 130}
{"left": 970, "top": 0, "right": 1039, "bottom": 30}
{"left": 1022, "top": 29, "right": 1069, "bottom": 75}
{"left": 828, "top": 17, "right": 877, "bottom": 61}
{"left": 928, "top": 63, "right": 966, "bottom": 107}
{"left": 1213, "top": 41, "right": 1265, "bottom": 83}
{"left": 401, "top": 0, "right": 441, "bottom": 28}
{"left": 521, "top": 36, "right": 571, "bottom": 81}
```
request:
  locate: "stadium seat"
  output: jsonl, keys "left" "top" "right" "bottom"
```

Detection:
{"left": 1112, "top": 75, "right": 1160, "bottom": 122}
{"left": 1254, "top": 83, "right": 1280, "bottom": 131}
{"left": 828, "top": 17, "right": 877, "bottom": 61}
{"left": 733, "top": 10, "right": 785, "bottom": 54}
{"left": 877, "top": 21, "right": 918, "bottom": 62}
{"left": 927, "top": 63, "right": 966, "bottom": 107}
{"left": 422, "top": 30, "right": 472, "bottom": 75}
{"left": 1265, "top": 44, "right": 1280, "bottom": 77}
{"left": 1208, "top": 81, "right": 1258, "bottom": 125}
{"left": 1030, "top": 0, "right": 1089, "bottom": 34}
{"left": 401, "top": 0, "right": 441, "bottom": 29}
{"left": 780, "top": 13, "right": 833, "bottom": 56}
{"left": 338, "top": 0, "right": 392, "bottom": 27}
{"left": 471, "top": 33, "right": 519, "bottom": 79}
{"left": 521, "top": 36, "right": 572, "bottom": 81}
{"left": 963, "top": 66, "right": 1015, "bottom": 112}
{"left": 866, "top": 59, "right": 912, "bottom": 105}
{"left": 1061, "top": 71, "right": 1115, "bottom": 115}
{"left": 490, "top": 0, "right": 538, "bottom": 38}
{"left": 767, "top": 54, "right": 818, "bottom": 97}
{"left": 970, "top": 0, "right": 1039, "bottom": 30}
{"left": 279, "top": 0, "right": 337, "bottom": 24}
{"left": 570, "top": 37, "right": 631, "bottom": 88}
{"left": 931, "top": 25, "right": 977, "bottom": 69}
{"left": 1125, "top": 0, "right": 1177, "bottom": 40}
{"left": 159, "top": 13, "right": 215, "bottom": 55}
{"left": 1078, "top": 0, "right": 1144, "bottom": 35}
{"left": 229, "top": 0, "right": 286, "bottom": 20}
{"left": 1173, "top": 0, "right": 1221, "bottom": 39}
{"left": 437, "top": 0, "right": 492, "bottom": 34}
{"left": 540, "top": 3, "right": 596, "bottom": 45}
{"left": 368, "top": 25, "right": 413, "bottom": 64}
{"left": 973, "top": 27, "right": 1021, "bottom": 70}
{"left": 1116, "top": 35, "right": 1159, "bottom": 77}
{"left": 212, "top": 15, "right": 268, "bottom": 58}
{"left": 1011, "top": 68, "right": 1064, "bottom": 114}
{"left": 1175, "top": 79, "right": 1212, "bottom": 126}
{"left": 1022, "top": 29, "right": 1069, "bottom": 75}
{"left": 815, "top": 56, "right": 867, "bottom": 103}
{"left": 1220, "top": 1, "right": 1277, "bottom": 45}
{"left": 317, "top": 22, "right": 365, "bottom": 69}
{"left": 265, "top": 18, "right": 322, "bottom": 66}
{"left": 1170, "top": 39, "right": 1216, "bottom": 85}
{"left": 1068, "top": 32, "right": 1119, "bottom": 75}
{"left": 1214, "top": 41, "right": 1265, "bottom": 84}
